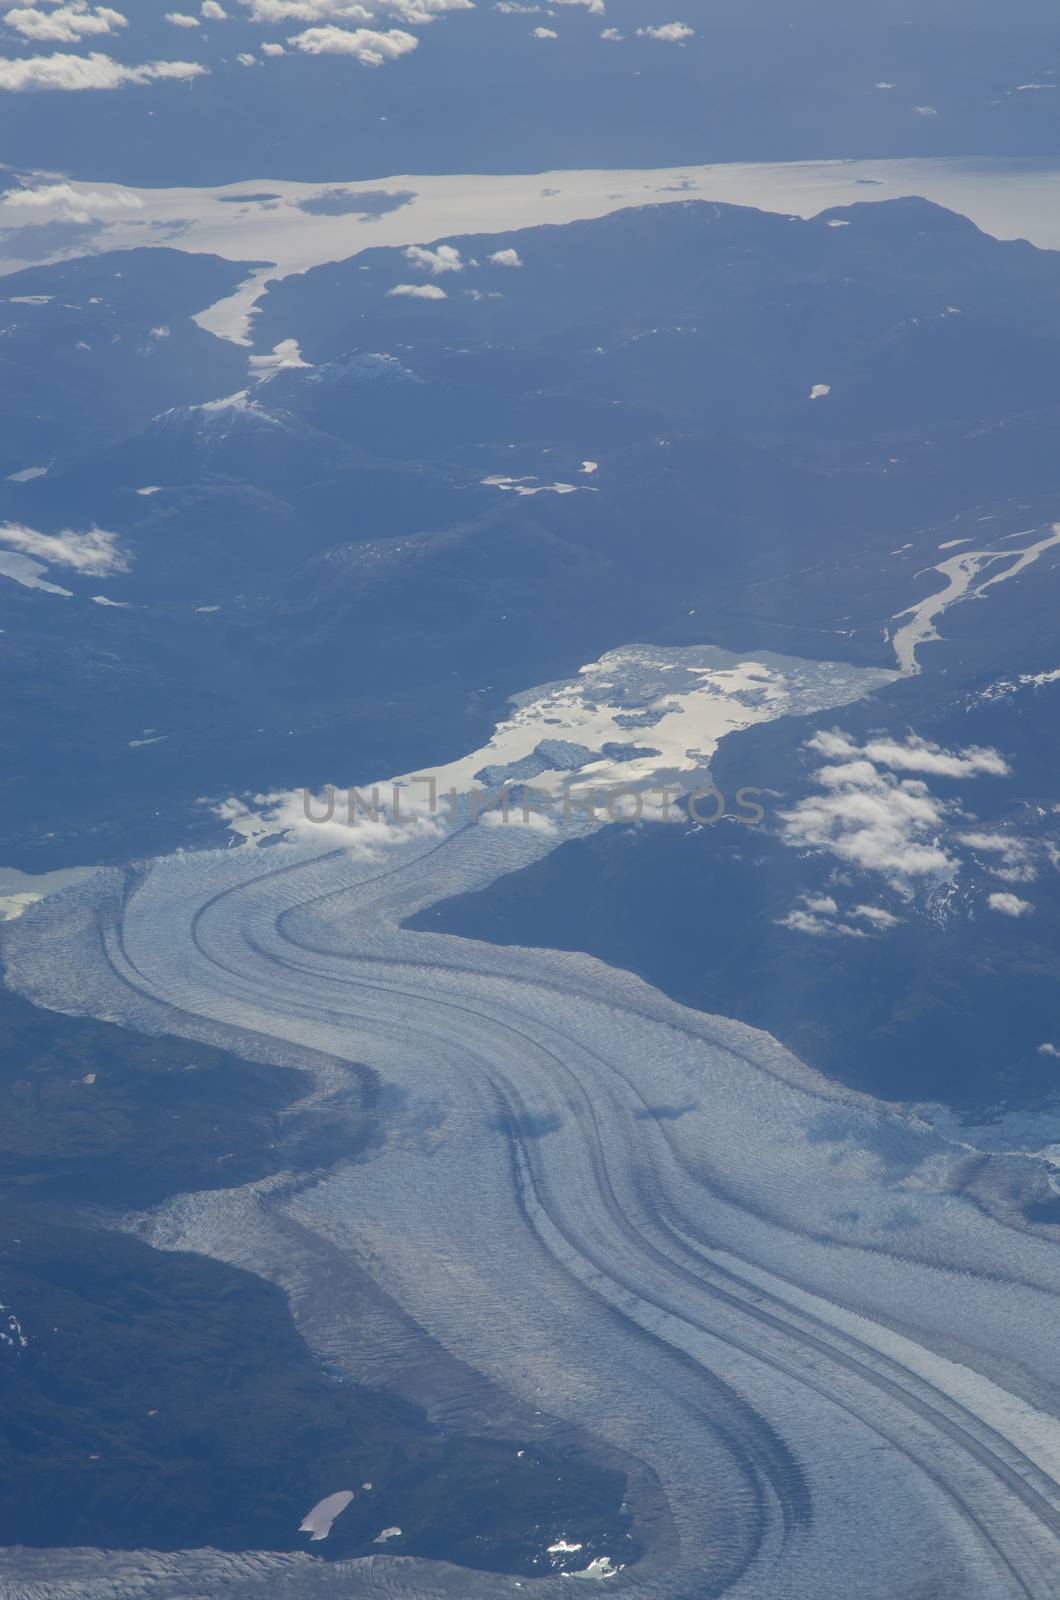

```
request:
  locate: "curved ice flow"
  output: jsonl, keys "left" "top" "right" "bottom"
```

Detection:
{"left": 5, "top": 821, "right": 1060, "bottom": 1599}
{"left": 5, "top": 645, "right": 1060, "bottom": 1598}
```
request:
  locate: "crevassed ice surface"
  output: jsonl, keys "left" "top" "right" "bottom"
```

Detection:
{"left": 4, "top": 645, "right": 1060, "bottom": 1600}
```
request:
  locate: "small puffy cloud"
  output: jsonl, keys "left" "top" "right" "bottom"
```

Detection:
{"left": 241, "top": 0, "right": 469, "bottom": 20}
{"left": 778, "top": 892, "right": 901, "bottom": 939}
{"left": 404, "top": 242, "right": 464, "bottom": 274}
{"left": 987, "top": 892, "right": 1033, "bottom": 917}
{"left": 958, "top": 830, "right": 1036, "bottom": 883}
{"left": 201, "top": 0, "right": 227, "bottom": 13}
{"left": 261, "top": 37, "right": 284, "bottom": 49}
{"left": 850, "top": 903, "right": 901, "bottom": 929}
{"left": 600, "top": 25, "right": 621, "bottom": 37}
{"left": 913, "top": 104, "right": 937, "bottom": 116}
{"left": 809, "top": 383, "right": 831, "bottom": 400}
{"left": 777, "top": 894, "right": 866, "bottom": 939}
{"left": 1038, "top": 1042, "right": 1060, "bottom": 1058}
{"left": 286, "top": 24, "right": 418, "bottom": 62}
{"left": 553, "top": 0, "right": 603, "bottom": 10}
{"left": 636, "top": 20, "right": 692, "bottom": 40}
{"left": 237, "top": 48, "right": 257, "bottom": 60}
{"left": 165, "top": 11, "right": 201, "bottom": 25}
{"left": 533, "top": 24, "right": 556, "bottom": 34}
{"left": 866, "top": 738, "right": 1008, "bottom": 779}
{"left": 240, "top": 0, "right": 372, "bottom": 17}
{"left": 387, "top": 282, "right": 446, "bottom": 298}
{"left": 2, "top": 181, "right": 144, "bottom": 222}
{"left": 808, "top": 729, "right": 1009, "bottom": 780}
{"left": 0, "top": 522, "right": 129, "bottom": 574}
{"left": 4, "top": 5, "right": 127, "bottom": 43}
{"left": 488, "top": 247, "right": 522, "bottom": 266}
{"left": 0, "top": 51, "right": 207, "bottom": 90}
{"left": 386, "top": 0, "right": 473, "bottom": 19}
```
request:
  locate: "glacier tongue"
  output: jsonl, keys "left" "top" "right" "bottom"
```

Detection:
{"left": 5, "top": 643, "right": 1060, "bottom": 1600}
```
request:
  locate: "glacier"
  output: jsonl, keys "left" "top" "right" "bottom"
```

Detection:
{"left": 4, "top": 643, "right": 1060, "bottom": 1600}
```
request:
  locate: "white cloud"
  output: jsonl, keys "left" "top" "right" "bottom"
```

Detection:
{"left": 2, "top": 181, "right": 144, "bottom": 221}
{"left": 778, "top": 891, "right": 901, "bottom": 939}
{"left": 385, "top": 0, "right": 473, "bottom": 19}
{"left": 850, "top": 903, "right": 901, "bottom": 929}
{"left": 0, "top": 522, "right": 129, "bottom": 574}
{"left": 865, "top": 738, "right": 1008, "bottom": 779}
{"left": 600, "top": 24, "right": 621, "bottom": 37}
{"left": 533, "top": 24, "right": 556, "bottom": 34}
{"left": 387, "top": 282, "right": 446, "bottom": 298}
{"left": 0, "top": 51, "right": 207, "bottom": 90}
{"left": 809, "top": 383, "right": 831, "bottom": 400}
{"left": 260, "top": 37, "right": 284, "bottom": 49}
{"left": 553, "top": 0, "right": 602, "bottom": 10}
{"left": 404, "top": 242, "right": 464, "bottom": 274}
{"left": 779, "top": 731, "right": 1009, "bottom": 887}
{"left": 286, "top": 23, "right": 417, "bottom": 61}
{"left": 237, "top": 47, "right": 257, "bottom": 60}
{"left": 777, "top": 895, "right": 866, "bottom": 939}
{"left": 4, "top": 5, "right": 127, "bottom": 43}
{"left": 240, "top": 0, "right": 470, "bottom": 21}
{"left": 489, "top": 247, "right": 522, "bottom": 266}
{"left": 201, "top": 0, "right": 227, "bottom": 13}
{"left": 958, "top": 830, "right": 1036, "bottom": 883}
{"left": 1038, "top": 1042, "right": 1060, "bottom": 1058}
{"left": 165, "top": 12, "right": 200, "bottom": 25}
{"left": 241, "top": 0, "right": 372, "bottom": 17}
{"left": 987, "top": 891, "right": 1034, "bottom": 917}
{"left": 635, "top": 20, "right": 692, "bottom": 41}
{"left": 807, "top": 728, "right": 1009, "bottom": 780}
{"left": 913, "top": 104, "right": 938, "bottom": 116}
